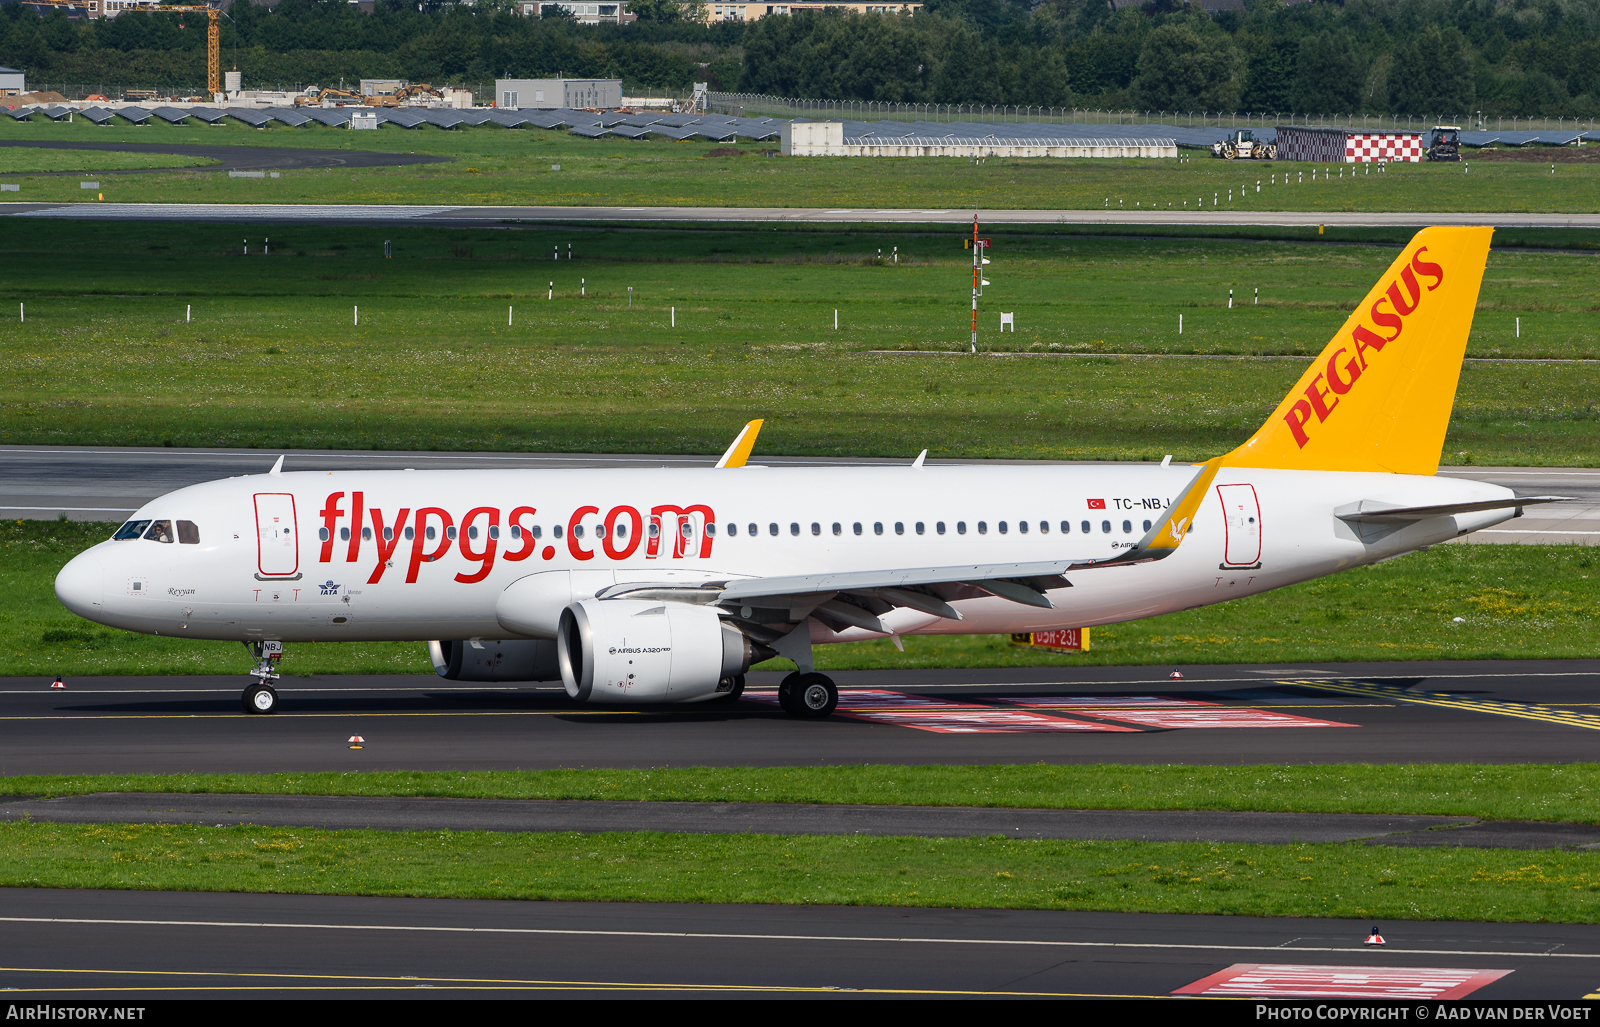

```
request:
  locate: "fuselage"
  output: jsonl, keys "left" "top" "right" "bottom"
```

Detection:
{"left": 54, "top": 463, "right": 1518, "bottom": 646}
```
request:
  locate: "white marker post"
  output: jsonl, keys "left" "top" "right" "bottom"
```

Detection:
{"left": 1229, "top": 289, "right": 1233, "bottom": 309}
{"left": 354, "top": 306, "right": 359, "bottom": 326}
{"left": 548, "top": 282, "right": 553, "bottom": 301}
{"left": 1178, "top": 314, "right": 1182, "bottom": 335}
{"left": 1517, "top": 317, "right": 1521, "bottom": 338}
{"left": 186, "top": 304, "right": 191, "bottom": 323}
{"left": 1254, "top": 288, "right": 1258, "bottom": 306}
{"left": 628, "top": 287, "right": 633, "bottom": 308}
{"left": 834, "top": 309, "right": 838, "bottom": 330}
{"left": 671, "top": 306, "right": 676, "bottom": 328}
{"left": 509, "top": 306, "right": 513, "bottom": 326}
{"left": 581, "top": 278, "right": 585, "bottom": 297}
{"left": 18, "top": 303, "right": 22, "bottom": 323}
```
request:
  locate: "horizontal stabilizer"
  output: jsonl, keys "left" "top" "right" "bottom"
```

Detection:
{"left": 1335, "top": 496, "right": 1570, "bottom": 523}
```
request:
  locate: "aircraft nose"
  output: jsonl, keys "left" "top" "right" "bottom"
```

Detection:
{"left": 55, "top": 551, "right": 105, "bottom": 618}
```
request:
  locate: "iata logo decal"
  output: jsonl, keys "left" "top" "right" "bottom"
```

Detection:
{"left": 1282, "top": 246, "right": 1445, "bottom": 449}
{"left": 319, "top": 580, "right": 340, "bottom": 596}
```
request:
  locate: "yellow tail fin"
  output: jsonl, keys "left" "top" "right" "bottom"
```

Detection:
{"left": 1222, "top": 226, "right": 1493, "bottom": 476}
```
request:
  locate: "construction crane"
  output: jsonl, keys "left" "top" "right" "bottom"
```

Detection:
{"left": 23, "top": 0, "right": 224, "bottom": 96}
{"left": 154, "top": 4, "right": 224, "bottom": 98}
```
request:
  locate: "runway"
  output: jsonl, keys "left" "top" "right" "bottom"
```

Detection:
{"left": 4, "top": 201, "right": 1600, "bottom": 229}
{"left": 0, "top": 888, "right": 1593, "bottom": 998}
{"left": 5, "top": 661, "right": 1600, "bottom": 775}
{"left": 0, "top": 140, "right": 452, "bottom": 175}
{"left": 3, "top": 446, "right": 1595, "bottom": 543}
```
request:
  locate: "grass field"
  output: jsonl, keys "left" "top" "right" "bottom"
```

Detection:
{"left": 6, "top": 764, "right": 1597, "bottom": 822}
{"left": 8, "top": 520, "right": 1598, "bottom": 676}
{"left": 0, "top": 146, "right": 215, "bottom": 174}
{"left": 2, "top": 116, "right": 1598, "bottom": 212}
{"left": 2, "top": 222, "right": 1596, "bottom": 463}
{"left": 3, "top": 821, "right": 1596, "bottom": 923}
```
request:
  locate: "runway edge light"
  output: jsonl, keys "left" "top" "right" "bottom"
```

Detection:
{"left": 1169, "top": 670, "right": 1184, "bottom": 679}
{"left": 1365, "top": 926, "right": 1386, "bottom": 946}
{"left": 50, "top": 677, "right": 64, "bottom": 689}
{"left": 348, "top": 735, "right": 365, "bottom": 749}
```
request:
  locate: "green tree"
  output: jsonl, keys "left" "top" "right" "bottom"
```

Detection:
{"left": 1289, "top": 31, "right": 1360, "bottom": 115}
{"left": 1130, "top": 22, "right": 1241, "bottom": 113}
{"left": 1387, "top": 24, "right": 1474, "bottom": 116}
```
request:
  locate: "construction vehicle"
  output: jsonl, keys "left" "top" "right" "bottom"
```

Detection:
{"left": 364, "top": 84, "right": 444, "bottom": 107}
{"left": 1426, "top": 126, "right": 1462, "bottom": 162}
{"left": 1210, "top": 129, "right": 1276, "bottom": 160}
{"left": 293, "top": 87, "right": 365, "bottom": 107}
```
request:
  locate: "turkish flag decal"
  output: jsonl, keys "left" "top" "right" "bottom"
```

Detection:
{"left": 1087, "top": 499, "right": 1107, "bottom": 509}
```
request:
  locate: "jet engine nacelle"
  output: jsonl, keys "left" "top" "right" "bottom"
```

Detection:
{"left": 428, "top": 639, "right": 560, "bottom": 682}
{"left": 556, "top": 599, "right": 769, "bottom": 704}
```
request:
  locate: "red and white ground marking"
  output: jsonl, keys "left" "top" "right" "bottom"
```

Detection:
{"left": 999, "top": 695, "right": 1356, "bottom": 729}
{"left": 744, "top": 690, "right": 1138, "bottom": 734}
{"left": 1174, "top": 963, "right": 1512, "bottom": 999}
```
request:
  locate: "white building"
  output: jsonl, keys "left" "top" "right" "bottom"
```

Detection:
{"left": 516, "top": 2, "right": 633, "bottom": 23}
{"left": 781, "top": 121, "right": 1177, "bottom": 159}
{"left": 0, "top": 68, "right": 24, "bottom": 98}
{"left": 495, "top": 78, "right": 623, "bottom": 110}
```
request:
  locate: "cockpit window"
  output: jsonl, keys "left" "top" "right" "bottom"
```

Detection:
{"left": 177, "top": 520, "right": 200, "bottom": 545}
{"left": 112, "top": 520, "right": 151, "bottom": 541}
{"left": 143, "top": 519, "right": 175, "bottom": 544}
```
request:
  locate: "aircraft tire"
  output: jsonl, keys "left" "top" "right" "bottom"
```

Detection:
{"left": 709, "top": 674, "right": 746, "bottom": 703}
{"left": 242, "top": 684, "right": 278, "bottom": 715}
{"left": 782, "top": 673, "right": 838, "bottom": 719}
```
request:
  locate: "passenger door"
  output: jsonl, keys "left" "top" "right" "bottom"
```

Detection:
{"left": 254, "top": 493, "right": 300, "bottom": 576}
{"left": 1216, "top": 483, "right": 1262, "bottom": 567}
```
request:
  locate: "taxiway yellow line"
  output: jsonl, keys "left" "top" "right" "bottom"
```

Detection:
{"left": 1283, "top": 680, "right": 1600, "bottom": 731}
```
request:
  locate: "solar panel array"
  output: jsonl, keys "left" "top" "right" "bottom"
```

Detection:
{"left": 4, "top": 102, "right": 1597, "bottom": 150}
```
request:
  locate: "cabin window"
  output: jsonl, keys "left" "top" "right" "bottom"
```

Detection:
{"left": 1101, "top": 520, "right": 1111, "bottom": 534}
{"left": 915, "top": 522, "right": 925, "bottom": 535}
{"left": 853, "top": 522, "right": 862, "bottom": 535}
{"left": 957, "top": 521, "right": 967, "bottom": 535}
{"left": 1143, "top": 519, "right": 1152, "bottom": 532}
{"left": 340, "top": 526, "right": 350, "bottom": 542}
{"left": 936, "top": 521, "right": 945, "bottom": 535}
{"left": 1018, "top": 521, "right": 1028, "bottom": 534}
{"left": 894, "top": 522, "right": 904, "bottom": 535}
{"left": 998, "top": 521, "right": 1008, "bottom": 534}
{"left": 811, "top": 522, "right": 820, "bottom": 536}
{"left": 727, "top": 523, "right": 738, "bottom": 536}
{"left": 832, "top": 522, "right": 842, "bottom": 535}
{"left": 318, "top": 527, "right": 330, "bottom": 542}
{"left": 1038, "top": 521, "right": 1048, "bottom": 534}
{"left": 1081, "top": 521, "right": 1091, "bottom": 534}
{"left": 445, "top": 526, "right": 457, "bottom": 541}
{"left": 404, "top": 527, "right": 415, "bottom": 541}
{"left": 112, "top": 520, "right": 151, "bottom": 541}
{"left": 621, "top": 522, "right": 633, "bottom": 538}
{"left": 977, "top": 521, "right": 988, "bottom": 535}
{"left": 384, "top": 527, "right": 393, "bottom": 541}
{"left": 769, "top": 523, "right": 779, "bottom": 536}
{"left": 748, "top": 523, "right": 758, "bottom": 537}
{"left": 789, "top": 522, "right": 800, "bottom": 536}
{"left": 177, "top": 520, "right": 200, "bottom": 544}
{"left": 510, "top": 525, "right": 521, "bottom": 540}
{"left": 1061, "top": 521, "right": 1071, "bottom": 534}
{"left": 363, "top": 527, "right": 373, "bottom": 541}
{"left": 682, "top": 522, "right": 694, "bottom": 539}
{"left": 469, "top": 526, "right": 479, "bottom": 541}
{"left": 553, "top": 525, "right": 563, "bottom": 539}
{"left": 143, "top": 520, "right": 174, "bottom": 543}
{"left": 873, "top": 522, "right": 883, "bottom": 535}
{"left": 1122, "top": 520, "right": 1133, "bottom": 534}
{"left": 648, "top": 522, "right": 660, "bottom": 538}
{"left": 572, "top": 525, "right": 584, "bottom": 539}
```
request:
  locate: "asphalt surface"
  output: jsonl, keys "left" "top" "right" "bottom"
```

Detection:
{"left": 3, "top": 445, "right": 1594, "bottom": 543}
{"left": 0, "top": 140, "right": 452, "bottom": 174}
{"left": 6, "top": 661, "right": 1600, "bottom": 774}
{"left": 4, "top": 201, "right": 1600, "bottom": 228}
{"left": 1, "top": 888, "right": 1595, "bottom": 998}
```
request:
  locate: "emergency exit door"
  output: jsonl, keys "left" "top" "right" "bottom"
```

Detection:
{"left": 1216, "top": 483, "right": 1262, "bottom": 567}
{"left": 254, "top": 493, "right": 299, "bottom": 576}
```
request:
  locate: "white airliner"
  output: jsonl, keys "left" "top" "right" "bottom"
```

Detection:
{"left": 54, "top": 227, "right": 1560, "bottom": 718}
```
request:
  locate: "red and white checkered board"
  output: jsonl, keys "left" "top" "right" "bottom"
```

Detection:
{"left": 1345, "top": 133, "right": 1423, "bottom": 163}
{"left": 999, "top": 695, "right": 1355, "bottom": 729}
{"left": 744, "top": 690, "right": 1137, "bottom": 733}
{"left": 1174, "top": 963, "right": 1512, "bottom": 999}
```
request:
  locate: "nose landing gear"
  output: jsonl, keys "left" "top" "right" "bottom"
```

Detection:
{"left": 241, "top": 640, "right": 283, "bottom": 715}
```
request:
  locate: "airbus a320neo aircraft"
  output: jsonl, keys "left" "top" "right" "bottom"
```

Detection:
{"left": 55, "top": 226, "right": 1559, "bottom": 718}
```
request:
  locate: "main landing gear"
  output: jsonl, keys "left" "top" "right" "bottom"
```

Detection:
{"left": 241, "top": 640, "right": 283, "bottom": 715}
{"left": 778, "top": 672, "right": 838, "bottom": 718}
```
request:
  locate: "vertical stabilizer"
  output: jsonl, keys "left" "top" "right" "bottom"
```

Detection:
{"left": 1222, "top": 226, "right": 1492, "bottom": 476}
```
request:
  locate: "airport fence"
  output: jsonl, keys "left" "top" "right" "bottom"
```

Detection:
{"left": 704, "top": 93, "right": 1599, "bottom": 135}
